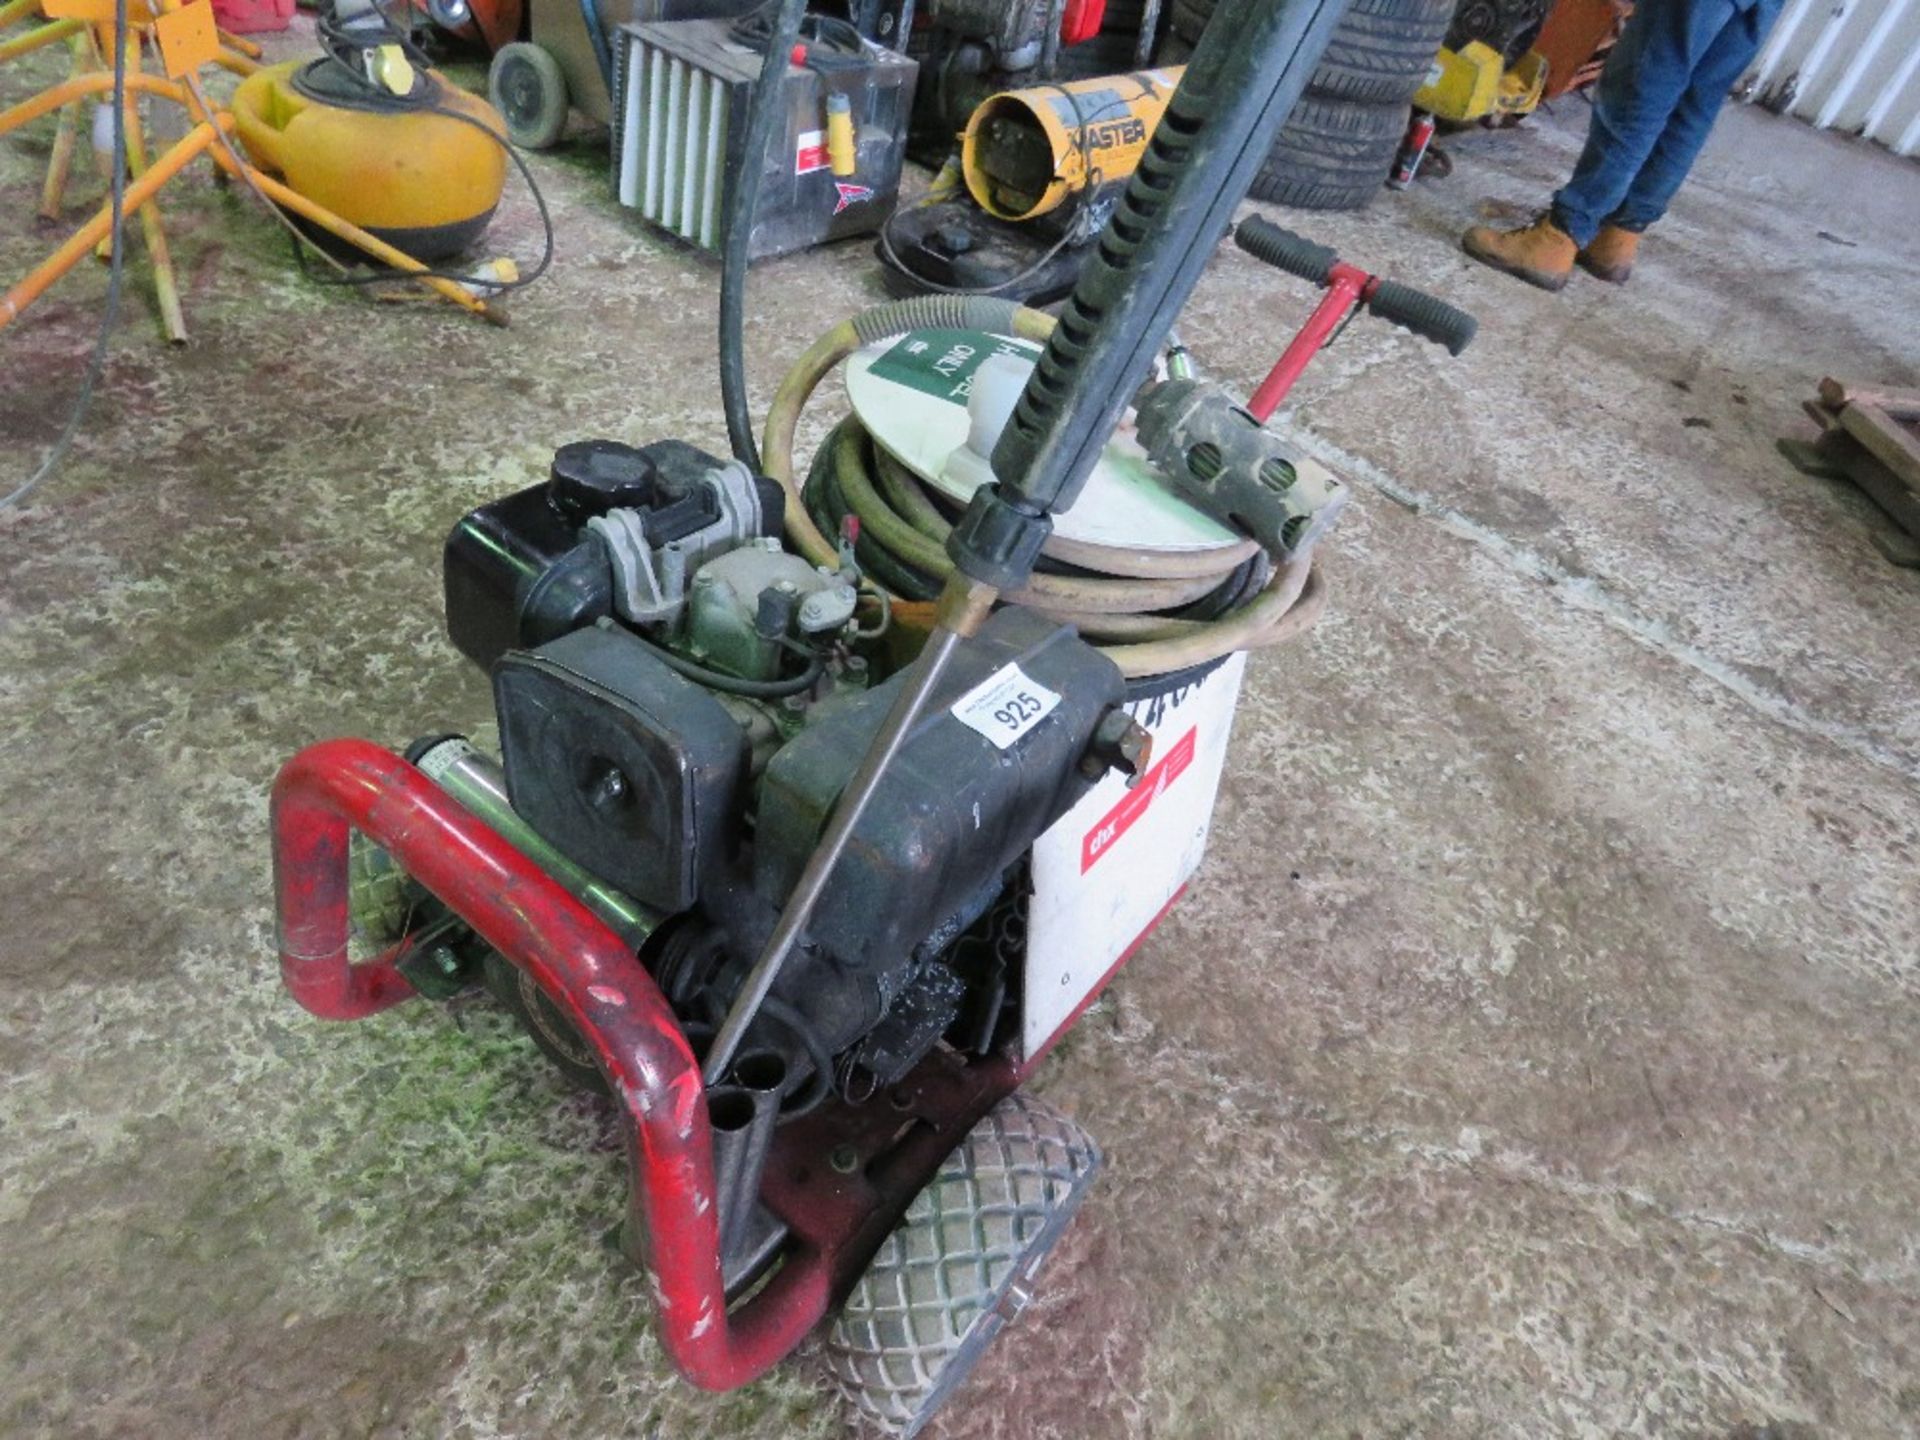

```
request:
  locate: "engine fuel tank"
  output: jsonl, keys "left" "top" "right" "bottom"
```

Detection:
{"left": 753, "top": 607, "right": 1124, "bottom": 973}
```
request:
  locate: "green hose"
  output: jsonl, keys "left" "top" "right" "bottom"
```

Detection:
{"left": 808, "top": 418, "right": 1264, "bottom": 639}
{"left": 762, "top": 302, "right": 1329, "bottom": 677}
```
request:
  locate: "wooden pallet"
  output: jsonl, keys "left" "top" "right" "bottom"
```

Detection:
{"left": 1780, "top": 377, "right": 1920, "bottom": 567}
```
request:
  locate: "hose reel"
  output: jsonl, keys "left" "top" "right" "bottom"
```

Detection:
{"left": 759, "top": 295, "right": 1336, "bottom": 680}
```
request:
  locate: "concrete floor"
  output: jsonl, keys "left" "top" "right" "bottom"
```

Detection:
{"left": 3, "top": 35, "right": 1919, "bottom": 1438}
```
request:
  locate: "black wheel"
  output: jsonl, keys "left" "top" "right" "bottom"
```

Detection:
{"left": 347, "top": 834, "right": 415, "bottom": 947}
{"left": 1315, "top": 0, "right": 1456, "bottom": 102}
{"left": 1167, "top": 0, "right": 1214, "bottom": 45}
{"left": 1054, "top": 0, "right": 1154, "bottom": 78}
{"left": 1249, "top": 94, "right": 1408, "bottom": 211}
{"left": 1170, "top": 0, "right": 1453, "bottom": 105}
{"left": 483, "top": 950, "right": 609, "bottom": 1094}
{"left": 489, "top": 42, "right": 569, "bottom": 151}
{"left": 1052, "top": 32, "right": 1141, "bottom": 78}
{"left": 827, "top": 1092, "right": 1101, "bottom": 1438}
{"left": 1447, "top": 0, "right": 1554, "bottom": 63}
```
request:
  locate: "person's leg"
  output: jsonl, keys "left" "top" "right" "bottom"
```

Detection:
{"left": 1463, "top": 0, "right": 1741, "bottom": 290}
{"left": 1550, "top": 0, "right": 1741, "bottom": 246}
{"left": 1608, "top": 0, "right": 1784, "bottom": 231}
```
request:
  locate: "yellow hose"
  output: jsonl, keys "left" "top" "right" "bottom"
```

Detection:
{"left": 869, "top": 442, "right": 1260, "bottom": 580}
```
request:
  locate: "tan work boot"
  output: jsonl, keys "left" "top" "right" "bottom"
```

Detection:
{"left": 1579, "top": 224, "right": 1641, "bottom": 283}
{"left": 1461, "top": 214, "right": 1577, "bottom": 291}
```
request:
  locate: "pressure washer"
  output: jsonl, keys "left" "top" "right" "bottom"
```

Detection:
{"left": 268, "top": 0, "right": 1473, "bottom": 1433}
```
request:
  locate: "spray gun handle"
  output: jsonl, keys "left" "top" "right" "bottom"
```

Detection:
{"left": 941, "top": 0, "right": 1357, "bottom": 594}
{"left": 1364, "top": 277, "right": 1478, "bottom": 357}
{"left": 1234, "top": 216, "right": 1339, "bottom": 286}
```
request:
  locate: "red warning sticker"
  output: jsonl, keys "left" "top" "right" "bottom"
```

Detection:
{"left": 795, "top": 128, "right": 828, "bottom": 174}
{"left": 1081, "top": 726, "right": 1196, "bottom": 872}
{"left": 833, "top": 181, "right": 875, "bottom": 214}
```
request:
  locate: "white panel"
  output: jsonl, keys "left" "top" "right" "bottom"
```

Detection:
{"left": 1750, "top": 0, "right": 1827, "bottom": 90}
{"left": 663, "top": 57, "right": 686, "bottom": 234}
{"left": 1861, "top": 31, "right": 1920, "bottom": 134}
{"left": 681, "top": 68, "right": 705, "bottom": 241}
{"left": 613, "top": 34, "right": 729, "bottom": 247}
{"left": 700, "top": 76, "right": 727, "bottom": 248}
{"left": 1813, "top": 0, "right": 1915, "bottom": 127}
{"left": 1741, "top": 0, "right": 1920, "bottom": 156}
{"left": 618, "top": 35, "right": 644, "bottom": 211}
{"left": 1023, "top": 655, "right": 1247, "bottom": 1062}
{"left": 645, "top": 47, "right": 667, "bottom": 220}
{"left": 1897, "top": 97, "right": 1920, "bottom": 154}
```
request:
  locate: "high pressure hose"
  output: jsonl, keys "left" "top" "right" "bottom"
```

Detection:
{"left": 720, "top": 0, "right": 808, "bottom": 472}
{"left": 757, "top": 298, "right": 1328, "bottom": 678}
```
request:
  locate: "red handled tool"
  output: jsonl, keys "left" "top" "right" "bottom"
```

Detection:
{"left": 1235, "top": 216, "right": 1477, "bottom": 422}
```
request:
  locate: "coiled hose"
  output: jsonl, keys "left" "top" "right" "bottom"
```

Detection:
{"left": 759, "top": 297, "right": 1328, "bottom": 678}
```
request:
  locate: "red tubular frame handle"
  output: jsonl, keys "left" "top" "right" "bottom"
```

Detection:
{"left": 269, "top": 738, "right": 831, "bottom": 1390}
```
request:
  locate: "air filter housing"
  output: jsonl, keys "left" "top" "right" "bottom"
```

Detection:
{"left": 493, "top": 625, "right": 748, "bottom": 914}
{"left": 612, "top": 17, "right": 916, "bottom": 259}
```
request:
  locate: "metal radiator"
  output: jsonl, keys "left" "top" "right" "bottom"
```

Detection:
{"left": 615, "top": 25, "right": 733, "bottom": 249}
{"left": 612, "top": 18, "right": 917, "bottom": 260}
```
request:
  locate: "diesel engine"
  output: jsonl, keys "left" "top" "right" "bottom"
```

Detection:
{"left": 436, "top": 435, "right": 1138, "bottom": 1116}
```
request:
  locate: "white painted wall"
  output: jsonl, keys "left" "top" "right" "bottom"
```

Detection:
{"left": 1740, "top": 0, "right": 1920, "bottom": 157}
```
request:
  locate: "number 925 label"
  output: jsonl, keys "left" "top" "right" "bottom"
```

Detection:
{"left": 949, "top": 663, "right": 1062, "bottom": 750}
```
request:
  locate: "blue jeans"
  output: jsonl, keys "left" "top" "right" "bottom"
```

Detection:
{"left": 1551, "top": 0, "right": 1784, "bottom": 247}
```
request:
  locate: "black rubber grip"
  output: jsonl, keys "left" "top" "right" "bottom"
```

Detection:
{"left": 1366, "top": 278, "right": 1478, "bottom": 356}
{"left": 1234, "top": 216, "right": 1336, "bottom": 287}
{"left": 976, "top": 0, "right": 1352, "bottom": 538}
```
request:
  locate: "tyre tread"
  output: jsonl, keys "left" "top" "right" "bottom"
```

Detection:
{"left": 1250, "top": 94, "right": 1407, "bottom": 210}
{"left": 827, "top": 1093, "right": 1101, "bottom": 1433}
{"left": 1167, "top": 0, "right": 1453, "bottom": 104}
